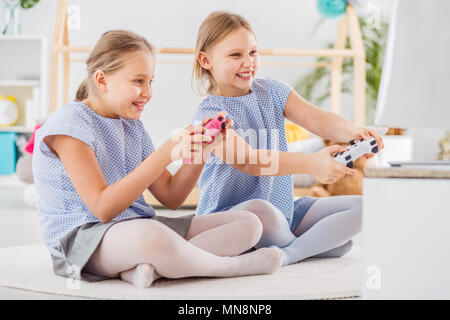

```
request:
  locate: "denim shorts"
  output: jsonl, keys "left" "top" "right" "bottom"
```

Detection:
{"left": 290, "top": 196, "right": 319, "bottom": 233}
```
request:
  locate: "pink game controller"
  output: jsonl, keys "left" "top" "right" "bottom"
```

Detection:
{"left": 183, "top": 115, "right": 227, "bottom": 164}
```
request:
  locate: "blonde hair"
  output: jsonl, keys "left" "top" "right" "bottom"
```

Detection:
{"left": 192, "top": 11, "right": 255, "bottom": 95}
{"left": 76, "top": 30, "right": 154, "bottom": 101}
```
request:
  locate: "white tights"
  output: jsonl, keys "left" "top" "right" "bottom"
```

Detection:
{"left": 230, "top": 196, "right": 362, "bottom": 266}
{"left": 84, "top": 210, "right": 283, "bottom": 288}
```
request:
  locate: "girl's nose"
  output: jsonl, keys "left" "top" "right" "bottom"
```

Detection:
{"left": 243, "top": 55, "right": 253, "bottom": 68}
{"left": 141, "top": 83, "right": 152, "bottom": 99}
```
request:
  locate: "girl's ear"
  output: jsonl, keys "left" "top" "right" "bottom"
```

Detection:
{"left": 197, "top": 51, "right": 212, "bottom": 70}
{"left": 94, "top": 70, "right": 108, "bottom": 92}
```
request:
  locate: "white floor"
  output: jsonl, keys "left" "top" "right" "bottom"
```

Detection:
{"left": 0, "top": 181, "right": 86, "bottom": 299}
{"left": 0, "top": 174, "right": 362, "bottom": 300}
{"left": 0, "top": 176, "right": 202, "bottom": 299}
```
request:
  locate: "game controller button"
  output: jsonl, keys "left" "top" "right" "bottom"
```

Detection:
{"left": 372, "top": 146, "right": 379, "bottom": 153}
{"left": 333, "top": 154, "right": 337, "bottom": 158}
{"left": 360, "top": 138, "right": 364, "bottom": 142}
{"left": 349, "top": 139, "right": 355, "bottom": 145}
{"left": 347, "top": 161, "right": 354, "bottom": 168}
{"left": 370, "top": 140, "right": 376, "bottom": 145}
{"left": 345, "top": 155, "right": 351, "bottom": 161}
{"left": 218, "top": 116, "right": 223, "bottom": 121}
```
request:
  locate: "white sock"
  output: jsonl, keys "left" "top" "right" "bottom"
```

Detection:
{"left": 119, "top": 264, "right": 160, "bottom": 288}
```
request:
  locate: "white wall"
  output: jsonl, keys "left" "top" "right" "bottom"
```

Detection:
{"left": 18, "top": 0, "right": 446, "bottom": 160}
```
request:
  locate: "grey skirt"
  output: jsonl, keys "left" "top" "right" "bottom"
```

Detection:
{"left": 49, "top": 214, "right": 195, "bottom": 282}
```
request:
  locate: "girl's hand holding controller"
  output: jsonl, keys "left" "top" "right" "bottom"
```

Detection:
{"left": 181, "top": 111, "right": 232, "bottom": 164}
{"left": 350, "top": 127, "right": 385, "bottom": 160}
{"left": 201, "top": 110, "right": 232, "bottom": 144}
{"left": 309, "top": 145, "right": 357, "bottom": 184}
{"left": 169, "top": 125, "right": 213, "bottom": 163}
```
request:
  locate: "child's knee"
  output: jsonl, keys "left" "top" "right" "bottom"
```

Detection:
{"left": 241, "top": 199, "right": 275, "bottom": 212}
{"left": 244, "top": 199, "right": 287, "bottom": 230}
{"left": 236, "top": 210, "right": 263, "bottom": 246}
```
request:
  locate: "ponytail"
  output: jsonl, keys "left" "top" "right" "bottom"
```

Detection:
{"left": 75, "top": 78, "right": 89, "bottom": 101}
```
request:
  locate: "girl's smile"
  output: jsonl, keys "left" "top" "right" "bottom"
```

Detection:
{"left": 201, "top": 27, "right": 259, "bottom": 97}
{"left": 110, "top": 51, "right": 155, "bottom": 119}
{"left": 132, "top": 101, "right": 147, "bottom": 112}
{"left": 86, "top": 51, "right": 155, "bottom": 120}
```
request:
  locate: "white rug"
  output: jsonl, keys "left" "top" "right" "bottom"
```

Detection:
{"left": 0, "top": 244, "right": 362, "bottom": 300}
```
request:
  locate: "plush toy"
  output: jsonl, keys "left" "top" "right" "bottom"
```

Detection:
{"left": 16, "top": 154, "right": 33, "bottom": 183}
{"left": 16, "top": 123, "right": 43, "bottom": 208}
{"left": 0, "top": 95, "right": 20, "bottom": 127}
{"left": 24, "top": 123, "right": 42, "bottom": 153}
{"left": 438, "top": 131, "right": 450, "bottom": 161}
{"left": 16, "top": 123, "right": 42, "bottom": 184}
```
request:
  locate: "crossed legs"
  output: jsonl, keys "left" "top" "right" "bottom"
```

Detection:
{"left": 230, "top": 196, "right": 362, "bottom": 266}
{"left": 84, "top": 195, "right": 361, "bottom": 288}
{"left": 84, "top": 210, "right": 283, "bottom": 288}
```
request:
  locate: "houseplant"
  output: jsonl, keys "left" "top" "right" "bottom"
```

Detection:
{"left": 1, "top": 0, "right": 40, "bottom": 35}
{"left": 294, "top": 17, "right": 389, "bottom": 126}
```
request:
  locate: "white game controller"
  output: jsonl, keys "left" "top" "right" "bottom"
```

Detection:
{"left": 333, "top": 137, "right": 379, "bottom": 168}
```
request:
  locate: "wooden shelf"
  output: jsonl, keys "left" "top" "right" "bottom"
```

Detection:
{"left": 0, "top": 126, "right": 34, "bottom": 133}
{"left": 0, "top": 34, "right": 46, "bottom": 40}
{"left": 0, "top": 35, "right": 48, "bottom": 124}
{"left": 0, "top": 80, "right": 40, "bottom": 87}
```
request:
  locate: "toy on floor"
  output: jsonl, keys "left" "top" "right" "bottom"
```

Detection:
{"left": 16, "top": 124, "right": 42, "bottom": 184}
{"left": 16, "top": 124, "right": 43, "bottom": 207}
{"left": 308, "top": 139, "right": 369, "bottom": 197}
{"left": 183, "top": 115, "right": 227, "bottom": 164}
{"left": 333, "top": 136, "right": 378, "bottom": 168}
{"left": 24, "top": 123, "right": 42, "bottom": 154}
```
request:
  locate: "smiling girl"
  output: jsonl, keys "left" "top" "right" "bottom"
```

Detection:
{"left": 32, "top": 30, "right": 282, "bottom": 288}
{"left": 191, "top": 11, "right": 384, "bottom": 265}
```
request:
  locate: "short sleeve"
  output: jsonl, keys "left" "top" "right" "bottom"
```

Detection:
{"left": 269, "top": 77, "right": 292, "bottom": 114}
{"left": 192, "top": 100, "right": 222, "bottom": 125}
{"left": 142, "top": 128, "right": 155, "bottom": 160}
{"left": 36, "top": 107, "right": 95, "bottom": 159}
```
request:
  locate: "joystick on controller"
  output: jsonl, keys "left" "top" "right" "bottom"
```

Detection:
{"left": 333, "top": 136, "right": 379, "bottom": 168}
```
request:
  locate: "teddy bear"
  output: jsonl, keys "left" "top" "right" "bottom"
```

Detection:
{"left": 307, "top": 138, "right": 369, "bottom": 197}
{"left": 438, "top": 131, "right": 450, "bottom": 161}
